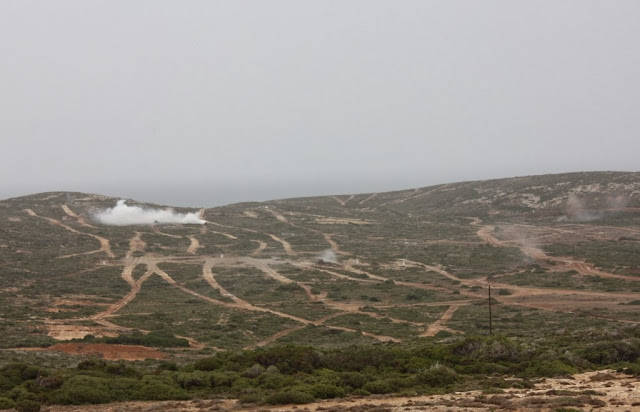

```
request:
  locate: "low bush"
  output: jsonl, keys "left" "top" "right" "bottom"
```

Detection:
{"left": 308, "top": 383, "right": 345, "bottom": 399}
{"left": 0, "top": 397, "right": 16, "bottom": 410}
{"left": 15, "top": 399, "right": 40, "bottom": 412}
{"left": 363, "top": 380, "right": 395, "bottom": 394}
{"left": 265, "top": 390, "right": 314, "bottom": 405}
{"left": 416, "top": 365, "right": 459, "bottom": 387}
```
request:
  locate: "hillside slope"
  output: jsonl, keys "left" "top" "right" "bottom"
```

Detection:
{"left": 1, "top": 171, "right": 639, "bottom": 352}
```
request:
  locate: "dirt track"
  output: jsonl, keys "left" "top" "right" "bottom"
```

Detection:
{"left": 23, "top": 202, "right": 640, "bottom": 351}
{"left": 186, "top": 236, "right": 200, "bottom": 254}
{"left": 25, "top": 208, "right": 115, "bottom": 258}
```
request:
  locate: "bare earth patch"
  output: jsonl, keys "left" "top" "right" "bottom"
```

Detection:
{"left": 47, "top": 343, "right": 166, "bottom": 361}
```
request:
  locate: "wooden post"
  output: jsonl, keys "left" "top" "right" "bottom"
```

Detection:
{"left": 488, "top": 283, "right": 493, "bottom": 335}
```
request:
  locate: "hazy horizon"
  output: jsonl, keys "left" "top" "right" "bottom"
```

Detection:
{"left": 3, "top": 168, "right": 638, "bottom": 208}
{"left": 2, "top": 1, "right": 639, "bottom": 207}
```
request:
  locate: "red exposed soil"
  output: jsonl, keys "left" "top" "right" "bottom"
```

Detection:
{"left": 47, "top": 343, "right": 166, "bottom": 360}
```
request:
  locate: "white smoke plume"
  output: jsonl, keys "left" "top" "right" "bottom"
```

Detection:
{"left": 565, "top": 194, "right": 602, "bottom": 222}
{"left": 319, "top": 249, "right": 338, "bottom": 263}
{"left": 94, "top": 200, "right": 205, "bottom": 226}
{"left": 606, "top": 195, "right": 629, "bottom": 210}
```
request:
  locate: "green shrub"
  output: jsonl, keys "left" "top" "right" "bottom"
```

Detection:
{"left": 257, "top": 373, "right": 291, "bottom": 390}
{"left": 253, "top": 345, "right": 320, "bottom": 374}
{"left": 524, "top": 360, "right": 577, "bottom": 377}
{"left": 50, "top": 376, "right": 112, "bottom": 404}
{"left": 351, "top": 388, "right": 371, "bottom": 396}
{"left": 339, "top": 371, "right": 368, "bottom": 389}
{"left": 363, "top": 380, "right": 394, "bottom": 394}
{"left": 416, "top": 365, "right": 459, "bottom": 387}
{"left": 582, "top": 340, "right": 640, "bottom": 364}
{"left": 194, "top": 357, "right": 223, "bottom": 371}
{"left": 77, "top": 359, "right": 106, "bottom": 371}
{"left": 4, "top": 386, "right": 30, "bottom": 402}
{"left": 15, "top": 399, "right": 40, "bottom": 412}
{"left": 157, "top": 361, "right": 179, "bottom": 371}
{"left": 0, "top": 397, "right": 16, "bottom": 410}
{"left": 134, "top": 375, "right": 189, "bottom": 401}
{"left": 176, "top": 372, "right": 210, "bottom": 389}
{"left": 323, "top": 346, "right": 397, "bottom": 372}
{"left": 0, "top": 375, "right": 13, "bottom": 392}
{"left": 0, "top": 363, "right": 42, "bottom": 387}
{"left": 308, "top": 383, "right": 345, "bottom": 399}
{"left": 210, "top": 371, "right": 239, "bottom": 388}
{"left": 238, "top": 391, "right": 264, "bottom": 404}
{"left": 242, "top": 364, "right": 265, "bottom": 378}
{"left": 104, "top": 362, "right": 139, "bottom": 377}
{"left": 265, "top": 390, "right": 314, "bottom": 405}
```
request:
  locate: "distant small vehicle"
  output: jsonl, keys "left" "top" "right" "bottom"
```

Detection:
{"left": 316, "top": 259, "right": 338, "bottom": 266}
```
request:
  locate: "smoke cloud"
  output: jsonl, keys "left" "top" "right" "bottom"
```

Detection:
{"left": 606, "top": 195, "right": 629, "bottom": 210}
{"left": 319, "top": 249, "right": 338, "bottom": 263}
{"left": 565, "top": 194, "right": 602, "bottom": 222}
{"left": 94, "top": 200, "right": 205, "bottom": 226}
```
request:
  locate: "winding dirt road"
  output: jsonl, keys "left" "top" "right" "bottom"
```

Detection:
{"left": 25, "top": 209, "right": 115, "bottom": 258}
{"left": 187, "top": 236, "right": 200, "bottom": 254}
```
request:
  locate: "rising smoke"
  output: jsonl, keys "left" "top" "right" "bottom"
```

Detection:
{"left": 94, "top": 200, "right": 205, "bottom": 226}
{"left": 565, "top": 194, "right": 602, "bottom": 222}
{"left": 319, "top": 249, "right": 338, "bottom": 263}
{"left": 560, "top": 193, "right": 631, "bottom": 222}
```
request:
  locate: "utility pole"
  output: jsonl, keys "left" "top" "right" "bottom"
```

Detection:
{"left": 488, "top": 283, "right": 493, "bottom": 335}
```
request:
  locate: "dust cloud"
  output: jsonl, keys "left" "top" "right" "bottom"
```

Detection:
{"left": 319, "top": 249, "right": 338, "bottom": 263}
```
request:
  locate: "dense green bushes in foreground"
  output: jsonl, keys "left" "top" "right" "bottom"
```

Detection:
{"left": 1, "top": 330, "right": 640, "bottom": 410}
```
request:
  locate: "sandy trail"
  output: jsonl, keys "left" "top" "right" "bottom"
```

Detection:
{"left": 151, "top": 262, "right": 237, "bottom": 307}
{"left": 404, "top": 257, "right": 639, "bottom": 301}
{"left": 478, "top": 225, "right": 640, "bottom": 282}
{"left": 246, "top": 258, "right": 294, "bottom": 284}
{"left": 202, "top": 259, "right": 246, "bottom": 305}
{"left": 310, "top": 262, "right": 450, "bottom": 295}
{"left": 149, "top": 259, "right": 314, "bottom": 325}
{"left": 379, "top": 186, "right": 443, "bottom": 207}
{"left": 57, "top": 249, "right": 104, "bottom": 259}
{"left": 323, "top": 233, "right": 339, "bottom": 252}
{"left": 250, "top": 240, "right": 267, "bottom": 256}
{"left": 25, "top": 208, "right": 115, "bottom": 258}
{"left": 242, "top": 260, "right": 424, "bottom": 343}
{"left": 268, "top": 234, "right": 294, "bottom": 255}
{"left": 151, "top": 226, "right": 183, "bottom": 239}
{"left": 265, "top": 209, "right": 342, "bottom": 254}
{"left": 331, "top": 196, "right": 348, "bottom": 206}
{"left": 359, "top": 192, "right": 378, "bottom": 204}
{"left": 489, "top": 281, "right": 640, "bottom": 300}
{"left": 61, "top": 204, "right": 97, "bottom": 228}
{"left": 310, "top": 266, "right": 379, "bottom": 284}
{"left": 92, "top": 261, "right": 153, "bottom": 322}
{"left": 244, "top": 325, "right": 307, "bottom": 349}
{"left": 186, "top": 236, "right": 200, "bottom": 254}
{"left": 244, "top": 312, "right": 351, "bottom": 349}
{"left": 209, "top": 230, "right": 238, "bottom": 240}
{"left": 421, "top": 305, "right": 463, "bottom": 336}
{"left": 326, "top": 326, "right": 402, "bottom": 343}
{"left": 127, "top": 232, "right": 146, "bottom": 257}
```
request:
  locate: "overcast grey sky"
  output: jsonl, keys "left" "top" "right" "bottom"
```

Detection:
{"left": 1, "top": 1, "right": 639, "bottom": 206}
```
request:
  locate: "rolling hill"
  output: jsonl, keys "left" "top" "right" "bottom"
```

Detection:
{"left": 1, "top": 171, "right": 639, "bottom": 410}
